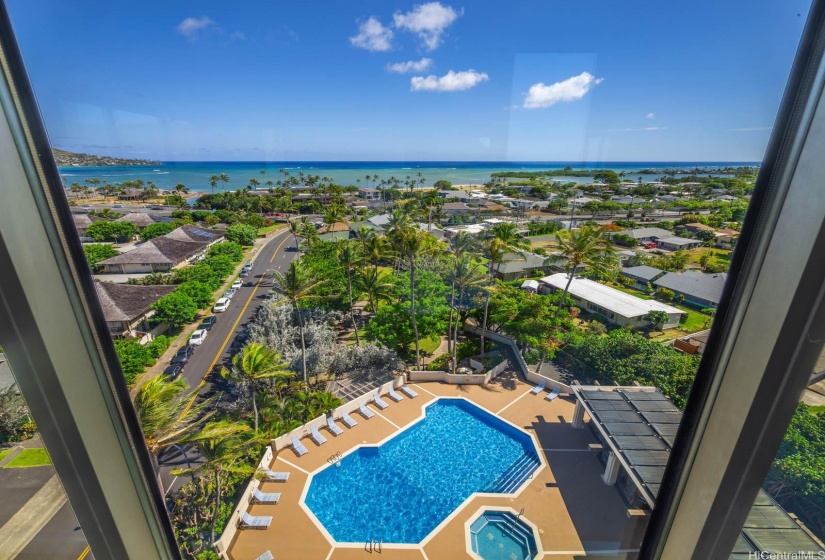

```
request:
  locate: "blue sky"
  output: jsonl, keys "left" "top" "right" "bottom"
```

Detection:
{"left": 7, "top": 0, "right": 812, "bottom": 161}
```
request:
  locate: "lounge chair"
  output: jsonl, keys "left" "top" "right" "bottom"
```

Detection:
{"left": 291, "top": 436, "right": 308, "bottom": 456}
{"left": 251, "top": 487, "right": 281, "bottom": 504}
{"left": 545, "top": 386, "right": 561, "bottom": 401}
{"left": 239, "top": 510, "right": 272, "bottom": 530}
{"left": 359, "top": 402, "right": 375, "bottom": 419}
{"left": 373, "top": 392, "right": 389, "bottom": 410}
{"left": 326, "top": 415, "right": 344, "bottom": 436}
{"left": 340, "top": 410, "right": 358, "bottom": 427}
{"left": 531, "top": 380, "right": 546, "bottom": 394}
{"left": 256, "top": 551, "right": 274, "bottom": 560}
{"left": 310, "top": 425, "right": 328, "bottom": 445}
{"left": 262, "top": 469, "right": 289, "bottom": 482}
{"left": 387, "top": 386, "right": 404, "bottom": 402}
{"left": 400, "top": 384, "right": 418, "bottom": 398}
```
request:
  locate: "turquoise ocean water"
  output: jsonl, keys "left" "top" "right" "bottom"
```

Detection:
{"left": 58, "top": 161, "right": 758, "bottom": 193}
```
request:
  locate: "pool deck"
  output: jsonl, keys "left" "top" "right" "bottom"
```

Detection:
{"left": 228, "top": 374, "right": 643, "bottom": 560}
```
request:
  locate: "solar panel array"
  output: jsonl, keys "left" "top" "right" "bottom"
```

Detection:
{"left": 575, "top": 387, "right": 825, "bottom": 557}
{"left": 579, "top": 388, "right": 680, "bottom": 500}
{"left": 188, "top": 227, "right": 220, "bottom": 239}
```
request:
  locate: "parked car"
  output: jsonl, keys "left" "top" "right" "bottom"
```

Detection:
{"left": 223, "top": 288, "right": 236, "bottom": 299}
{"left": 213, "top": 298, "right": 230, "bottom": 312}
{"left": 163, "top": 365, "right": 182, "bottom": 379}
{"left": 189, "top": 329, "right": 208, "bottom": 346}
{"left": 170, "top": 345, "right": 194, "bottom": 365}
{"left": 199, "top": 316, "right": 217, "bottom": 330}
{"left": 113, "top": 204, "right": 123, "bottom": 208}
{"left": 242, "top": 263, "right": 253, "bottom": 272}
{"left": 240, "top": 270, "right": 249, "bottom": 278}
{"left": 231, "top": 280, "right": 243, "bottom": 289}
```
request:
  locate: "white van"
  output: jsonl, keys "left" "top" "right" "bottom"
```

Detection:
{"left": 213, "top": 298, "right": 230, "bottom": 313}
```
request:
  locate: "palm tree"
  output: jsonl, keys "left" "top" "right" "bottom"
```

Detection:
{"left": 221, "top": 343, "right": 291, "bottom": 433}
{"left": 311, "top": 391, "right": 344, "bottom": 416}
{"left": 174, "top": 183, "right": 189, "bottom": 195}
{"left": 449, "top": 256, "right": 487, "bottom": 368}
{"left": 552, "top": 224, "right": 617, "bottom": 318}
{"left": 336, "top": 241, "right": 363, "bottom": 346}
{"left": 270, "top": 260, "right": 326, "bottom": 384}
{"left": 451, "top": 231, "right": 481, "bottom": 258}
{"left": 287, "top": 218, "right": 303, "bottom": 251}
{"left": 219, "top": 173, "right": 230, "bottom": 193}
{"left": 357, "top": 267, "right": 395, "bottom": 312}
{"left": 173, "top": 421, "right": 255, "bottom": 544}
{"left": 323, "top": 204, "right": 346, "bottom": 226}
{"left": 363, "top": 234, "right": 393, "bottom": 272}
{"left": 479, "top": 223, "right": 532, "bottom": 354}
{"left": 209, "top": 175, "right": 218, "bottom": 195}
{"left": 388, "top": 225, "right": 435, "bottom": 369}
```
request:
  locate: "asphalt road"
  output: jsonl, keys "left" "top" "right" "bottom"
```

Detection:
{"left": 158, "top": 228, "right": 299, "bottom": 493}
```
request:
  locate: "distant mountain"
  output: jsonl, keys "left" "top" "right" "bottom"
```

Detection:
{"left": 53, "top": 148, "right": 160, "bottom": 167}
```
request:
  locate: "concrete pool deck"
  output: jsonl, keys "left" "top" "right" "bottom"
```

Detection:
{"left": 228, "top": 375, "right": 643, "bottom": 560}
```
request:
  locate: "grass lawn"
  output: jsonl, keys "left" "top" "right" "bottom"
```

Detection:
{"left": 0, "top": 448, "right": 12, "bottom": 462}
{"left": 257, "top": 224, "right": 284, "bottom": 236}
{"left": 4, "top": 448, "right": 51, "bottom": 468}
{"left": 809, "top": 405, "right": 825, "bottom": 414}
{"left": 681, "top": 247, "right": 732, "bottom": 265}
{"left": 418, "top": 335, "right": 441, "bottom": 354}
{"left": 610, "top": 282, "right": 711, "bottom": 338}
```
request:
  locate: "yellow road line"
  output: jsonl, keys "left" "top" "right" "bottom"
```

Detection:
{"left": 77, "top": 545, "right": 90, "bottom": 560}
{"left": 181, "top": 232, "right": 292, "bottom": 416}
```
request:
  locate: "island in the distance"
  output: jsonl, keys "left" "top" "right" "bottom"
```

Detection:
{"left": 53, "top": 148, "right": 160, "bottom": 167}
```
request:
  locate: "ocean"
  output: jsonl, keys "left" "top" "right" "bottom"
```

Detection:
{"left": 57, "top": 161, "right": 758, "bottom": 193}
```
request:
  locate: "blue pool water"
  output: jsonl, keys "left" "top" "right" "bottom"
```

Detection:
{"left": 470, "top": 511, "right": 538, "bottom": 560}
{"left": 304, "top": 398, "right": 540, "bottom": 544}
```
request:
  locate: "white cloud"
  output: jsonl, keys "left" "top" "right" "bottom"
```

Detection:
{"left": 176, "top": 16, "right": 215, "bottom": 38}
{"left": 387, "top": 58, "right": 433, "bottom": 73}
{"left": 350, "top": 17, "right": 394, "bottom": 51}
{"left": 230, "top": 31, "right": 246, "bottom": 40}
{"left": 393, "top": 2, "right": 461, "bottom": 50}
{"left": 727, "top": 126, "right": 772, "bottom": 132}
{"left": 647, "top": 112, "right": 656, "bottom": 119}
{"left": 410, "top": 69, "right": 489, "bottom": 92}
{"left": 522, "top": 72, "right": 603, "bottom": 109}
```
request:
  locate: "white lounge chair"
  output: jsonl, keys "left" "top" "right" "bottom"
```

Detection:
{"left": 359, "top": 402, "right": 375, "bottom": 419}
{"left": 340, "top": 410, "right": 358, "bottom": 427}
{"left": 373, "top": 392, "right": 389, "bottom": 409}
{"left": 310, "top": 425, "right": 327, "bottom": 445}
{"left": 400, "top": 384, "right": 418, "bottom": 398}
{"left": 326, "top": 415, "right": 344, "bottom": 436}
{"left": 239, "top": 510, "right": 272, "bottom": 530}
{"left": 531, "top": 380, "right": 546, "bottom": 394}
{"left": 387, "top": 386, "right": 404, "bottom": 402}
{"left": 262, "top": 469, "right": 290, "bottom": 482}
{"left": 256, "top": 551, "right": 274, "bottom": 560}
{"left": 251, "top": 487, "right": 281, "bottom": 504}
{"left": 545, "top": 386, "right": 561, "bottom": 401}
{"left": 291, "top": 436, "right": 308, "bottom": 456}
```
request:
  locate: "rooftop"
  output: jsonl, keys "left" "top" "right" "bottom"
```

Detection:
{"left": 94, "top": 282, "right": 175, "bottom": 322}
{"left": 654, "top": 271, "right": 728, "bottom": 305}
{"left": 621, "top": 265, "right": 665, "bottom": 282}
{"left": 114, "top": 212, "right": 157, "bottom": 228}
{"left": 656, "top": 236, "right": 701, "bottom": 246}
{"left": 625, "top": 227, "right": 673, "bottom": 240}
{"left": 98, "top": 236, "right": 207, "bottom": 265}
{"left": 163, "top": 224, "right": 225, "bottom": 243}
{"left": 540, "top": 273, "right": 683, "bottom": 318}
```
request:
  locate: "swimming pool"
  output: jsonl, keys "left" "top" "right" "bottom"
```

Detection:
{"left": 304, "top": 398, "right": 541, "bottom": 544}
{"left": 469, "top": 511, "right": 539, "bottom": 560}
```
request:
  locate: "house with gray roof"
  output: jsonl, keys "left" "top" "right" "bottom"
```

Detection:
{"left": 494, "top": 252, "right": 560, "bottom": 281}
{"left": 624, "top": 227, "right": 673, "bottom": 243}
{"left": 349, "top": 221, "right": 385, "bottom": 237}
{"left": 654, "top": 271, "right": 728, "bottom": 308}
{"left": 98, "top": 236, "right": 210, "bottom": 274}
{"left": 72, "top": 213, "right": 103, "bottom": 237}
{"left": 163, "top": 224, "right": 225, "bottom": 245}
{"left": 621, "top": 266, "right": 666, "bottom": 289}
{"left": 94, "top": 282, "right": 176, "bottom": 340}
{"left": 114, "top": 212, "right": 157, "bottom": 230}
{"left": 443, "top": 202, "right": 472, "bottom": 214}
{"left": 655, "top": 236, "right": 703, "bottom": 251}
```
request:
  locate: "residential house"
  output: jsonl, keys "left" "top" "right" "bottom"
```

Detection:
{"left": 94, "top": 282, "right": 176, "bottom": 341}
{"left": 476, "top": 200, "right": 509, "bottom": 212}
{"left": 442, "top": 202, "right": 472, "bottom": 214}
{"left": 98, "top": 236, "right": 212, "bottom": 274}
{"left": 349, "top": 221, "right": 385, "bottom": 238}
{"left": 357, "top": 188, "right": 381, "bottom": 200}
{"left": 115, "top": 212, "right": 157, "bottom": 230}
{"left": 653, "top": 271, "right": 728, "bottom": 308}
{"left": 414, "top": 222, "right": 445, "bottom": 241}
{"left": 617, "top": 250, "right": 639, "bottom": 266}
{"left": 621, "top": 265, "right": 666, "bottom": 290}
{"left": 539, "top": 273, "right": 685, "bottom": 328}
{"left": 571, "top": 196, "right": 596, "bottom": 208}
{"left": 73, "top": 213, "right": 103, "bottom": 238}
{"left": 715, "top": 228, "right": 740, "bottom": 248}
{"left": 494, "top": 252, "right": 558, "bottom": 281}
{"left": 623, "top": 227, "right": 673, "bottom": 244}
{"left": 673, "top": 330, "right": 711, "bottom": 355}
{"left": 655, "top": 236, "right": 703, "bottom": 251}
{"left": 439, "top": 189, "right": 469, "bottom": 201}
{"left": 676, "top": 222, "right": 714, "bottom": 234}
{"left": 163, "top": 224, "right": 225, "bottom": 247}
{"left": 367, "top": 214, "right": 391, "bottom": 227}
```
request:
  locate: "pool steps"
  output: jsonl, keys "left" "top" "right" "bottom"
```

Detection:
{"left": 487, "top": 452, "right": 541, "bottom": 494}
{"left": 469, "top": 512, "right": 536, "bottom": 559}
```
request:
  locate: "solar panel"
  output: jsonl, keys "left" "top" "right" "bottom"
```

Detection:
{"left": 603, "top": 422, "right": 657, "bottom": 437}
{"left": 588, "top": 399, "right": 635, "bottom": 412}
{"left": 625, "top": 450, "right": 670, "bottom": 467}
{"left": 753, "top": 490, "right": 775, "bottom": 507}
{"left": 651, "top": 423, "right": 679, "bottom": 438}
{"left": 743, "top": 528, "right": 822, "bottom": 552}
{"left": 593, "top": 410, "right": 643, "bottom": 423}
{"left": 634, "top": 466, "right": 666, "bottom": 484}
{"left": 189, "top": 227, "right": 219, "bottom": 238}
{"left": 646, "top": 483, "right": 661, "bottom": 497}
{"left": 613, "top": 436, "right": 667, "bottom": 450}
{"left": 641, "top": 411, "right": 683, "bottom": 424}
{"left": 628, "top": 399, "right": 680, "bottom": 413}
{"left": 731, "top": 534, "right": 757, "bottom": 553}
{"left": 620, "top": 390, "right": 668, "bottom": 401}
{"left": 744, "top": 506, "right": 800, "bottom": 529}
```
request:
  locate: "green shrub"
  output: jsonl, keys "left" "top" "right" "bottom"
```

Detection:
{"left": 146, "top": 335, "right": 170, "bottom": 359}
